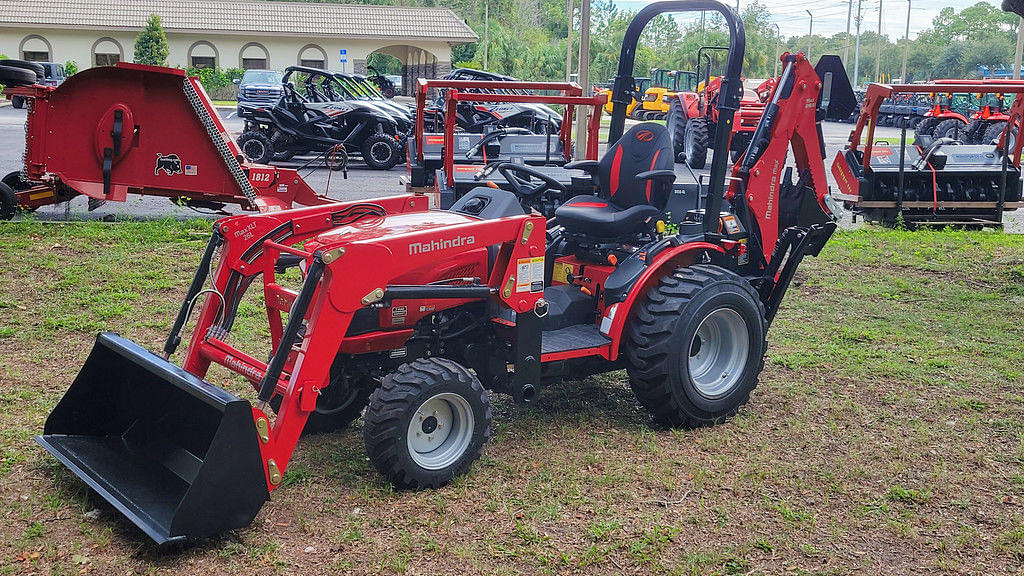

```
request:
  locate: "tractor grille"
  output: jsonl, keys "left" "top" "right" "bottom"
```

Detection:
{"left": 182, "top": 79, "right": 257, "bottom": 204}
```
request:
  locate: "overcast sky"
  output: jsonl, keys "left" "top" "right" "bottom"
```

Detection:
{"left": 613, "top": 0, "right": 1002, "bottom": 40}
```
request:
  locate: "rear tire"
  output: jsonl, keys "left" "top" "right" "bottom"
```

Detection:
{"left": 915, "top": 117, "right": 940, "bottom": 138}
{"left": 625, "top": 265, "right": 767, "bottom": 428}
{"left": 11, "top": 95, "right": 25, "bottom": 109}
{"left": 361, "top": 132, "right": 400, "bottom": 170}
{"left": 237, "top": 131, "right": 274, "bottom": 164}
{"left": 0, "top": 182, "right": 18, "bottom": 220}
{"left": 684, "top": 117, "right": 709, "bottom": 169}
{"left": 962, "top": 119, "right": 985, "bottom": 144}
{"left": 363, "top": 358, "right": 491, "bottom": 489}
{"left": 667, "top": 99, "right": 687, "bottom": 162}
{"left": 933, "top": 118, "right": 966, "bottom": 141}
{"left": 983, "top": 121, "right": 1008, "bottom": 145}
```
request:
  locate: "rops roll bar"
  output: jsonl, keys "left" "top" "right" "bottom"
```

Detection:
{"left": 608, "top": 0, "right": 746, "bottom": 237}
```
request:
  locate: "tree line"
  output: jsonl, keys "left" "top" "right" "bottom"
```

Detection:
{"left": 341, "top": 0, "right": 1023, "bottom": 84}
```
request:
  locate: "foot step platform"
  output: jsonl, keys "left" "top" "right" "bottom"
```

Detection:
{"left": 541, "top": 324, "right": 610, "bottom": 355}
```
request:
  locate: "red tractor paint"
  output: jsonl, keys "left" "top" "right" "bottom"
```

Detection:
{"left": 1, "top": 63, "right": 329, "bottom": 218}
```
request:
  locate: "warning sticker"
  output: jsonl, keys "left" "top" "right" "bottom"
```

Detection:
{"left": 515, "top": 257, "right": 545, "bottom": 293}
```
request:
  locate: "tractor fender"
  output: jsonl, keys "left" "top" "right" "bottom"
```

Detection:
{"left": 603, "top": 241, "right": 725, "bottom": 360}
{"left": 939, "top": 112, "right": 969, "bottom": 124}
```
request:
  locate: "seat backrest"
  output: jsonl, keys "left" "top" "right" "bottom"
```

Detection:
{"left": 598, "top": 122, "right": 674, "bottom": 210}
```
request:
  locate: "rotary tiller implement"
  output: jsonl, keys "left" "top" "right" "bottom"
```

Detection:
{"left": 38, "top": 0, "right": 854, "bottom": 545}
{"left": 0, "top": 63, "right": 330, "bottom": 219}
{"left": 832, "top": 81, "right": 1024, "bottom": 227}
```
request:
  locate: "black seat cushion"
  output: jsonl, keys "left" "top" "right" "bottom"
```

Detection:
{"left": 555, "top": 122, "right": 674, "bottom": 238}
{"left": 554, "top": 196, "right": 661, "bottom": 237}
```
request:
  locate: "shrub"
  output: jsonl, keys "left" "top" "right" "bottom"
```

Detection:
{"left": 134, "top": 14, "right": 169, "bottom": 66}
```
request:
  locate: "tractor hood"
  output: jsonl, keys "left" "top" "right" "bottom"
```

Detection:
{"left": 308, "top": 210, "right": 481, "bottom": 249}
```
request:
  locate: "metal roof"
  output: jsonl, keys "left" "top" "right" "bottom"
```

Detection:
{"left": 0, "top": 0, "right": 478, "bottom": 43}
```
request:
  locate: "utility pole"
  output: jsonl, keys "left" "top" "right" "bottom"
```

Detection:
{"left": 574, "top": 0, "right": 591, "bottom": 159}
{"left": 844, "top": 0, "right": 853, "bottom": 64}
{"left": 901, "top": 0, "right": 910, "bottom": 82}
{"left": 773, "top": 22, "right": 781, "bottom": 77}
{"left": 483, "top": 1, "right": 489, "bottom": 70}
{"left": 566, "top": 0, "right": 573, "bottom": 81}
{"left": 1016, "top": 17, "right": 1024, "bottom": 80}
{"left": 806, "top": 10, "right": 813, "bottom": 59}
{"left": 874, "top": 0, "right": 882, "bottom": 82}
{"left": 854, "top": 0, "right": 863, "bottom": 87}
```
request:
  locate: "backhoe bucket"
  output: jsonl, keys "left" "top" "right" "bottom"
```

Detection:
{"left": 36, "top": 332, "right": 269, "bottom": 545}
{"left": 815, "top": 55, "right": 857, "bottom": 122}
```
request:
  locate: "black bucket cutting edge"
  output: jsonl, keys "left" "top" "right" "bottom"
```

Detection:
{"left": 36, "top": 332, "right": 269, "bottom": 545}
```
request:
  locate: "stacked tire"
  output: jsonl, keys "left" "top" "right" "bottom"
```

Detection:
{"left": 0, "top": 59, "right": 43, "bottom": 109}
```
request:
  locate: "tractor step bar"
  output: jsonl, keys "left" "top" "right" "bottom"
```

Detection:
{"left": 36, "top": 333, "right": 268, "bottom": 544}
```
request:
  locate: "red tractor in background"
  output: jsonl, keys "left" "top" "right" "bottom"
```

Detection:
{"left": 914, "top": 80, "right": 1024, "bottom": 144}
{"left": 664, "top": 46, "right": 772, "bottom": 168}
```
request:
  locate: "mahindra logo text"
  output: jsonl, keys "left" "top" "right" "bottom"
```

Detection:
{"left": 409, "top": 235, "right": 476, "bottom": 255}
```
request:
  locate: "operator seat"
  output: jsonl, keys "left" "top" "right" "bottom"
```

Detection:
{"left": 555, "top": 122, "right": 676, "bottom": 238}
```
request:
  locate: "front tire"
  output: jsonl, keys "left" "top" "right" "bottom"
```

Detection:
{"left": 625, "top": 265, "right": 767, "bottom": 428}
{"left": 684, "top": 117, "right": 710, "bottom": 169}
{"left": 363, "top": 358, "right": 491, "bottom": 489}
{"left": 361, "top": 132, "right": 401, "bottom": 170}
{"left": 237, "top": 131, "right": 274, "bottom": 164}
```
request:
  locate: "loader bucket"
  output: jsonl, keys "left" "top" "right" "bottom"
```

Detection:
{"left": 36, "top": 332, "right": 269, "bottom": 545}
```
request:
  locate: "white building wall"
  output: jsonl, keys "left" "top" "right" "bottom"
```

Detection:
{"left": 0, "top": 26, "right": 452, "bottom": 73}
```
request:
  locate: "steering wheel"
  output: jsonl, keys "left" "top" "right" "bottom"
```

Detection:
{"left": 497, "top": 163, "right": 568, "bottom": 198}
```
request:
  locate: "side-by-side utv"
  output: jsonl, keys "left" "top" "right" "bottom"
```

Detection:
{"left": 36, "top": 0, "right": 856, "bottom": 545}
{"left": 237, "top": 66, "right": 407, "bottom": 170}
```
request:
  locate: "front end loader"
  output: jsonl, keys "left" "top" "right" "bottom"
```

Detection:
{"left": 37, "top": 0, "right": 856, "bottom": 545}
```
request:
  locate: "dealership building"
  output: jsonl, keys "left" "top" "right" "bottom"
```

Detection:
{"left": 0, "top": 0, "right": 477, "bottom": 93}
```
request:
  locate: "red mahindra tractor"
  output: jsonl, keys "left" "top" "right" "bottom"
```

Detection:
{"left": 664, "top": 45, "right": 772, "bottom": 169}
{"left": 913, "top": 86, "right": 975, "bottom": 141}
{"left": 36, "top": 0, "right": 855, "bottom": 545}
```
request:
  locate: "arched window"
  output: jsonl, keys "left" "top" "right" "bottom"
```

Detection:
{"left": 92, "top": 37, "right": 123, "bottom": 67}
{"left": 20, "top": 35, "right": 52, "bottom": 62}
{"left": 239, "top": 42, "right": 269, "bottom": 70}
{"left": 298, "top": 44, "right": 327, "bottom": 69}
{"left": 188, "top": 41, "right": 218, "bottom": 69}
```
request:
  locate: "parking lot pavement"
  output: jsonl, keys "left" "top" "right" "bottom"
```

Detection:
{"left": 1, "top": 104, "right": 1021, "bottom": 230}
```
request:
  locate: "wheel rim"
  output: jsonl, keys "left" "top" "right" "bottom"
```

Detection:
{"left": 406, "top": 393, "right": 474, "bottom": 470}
{"left": 370, "top": 140, "right": 393, "bottom": 163}
{"left": 687, "top": 307, "right": 749, "bottom": 399}
{"left": 684, "top": 125, "right": 694, "bottom": 158}
{"left": 242, "top": 139, "right": 266, "bottom": 160}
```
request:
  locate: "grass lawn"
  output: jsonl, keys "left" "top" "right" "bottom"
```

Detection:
{"left": 1, "top": 220, "right": 1024, "bottom": 575}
